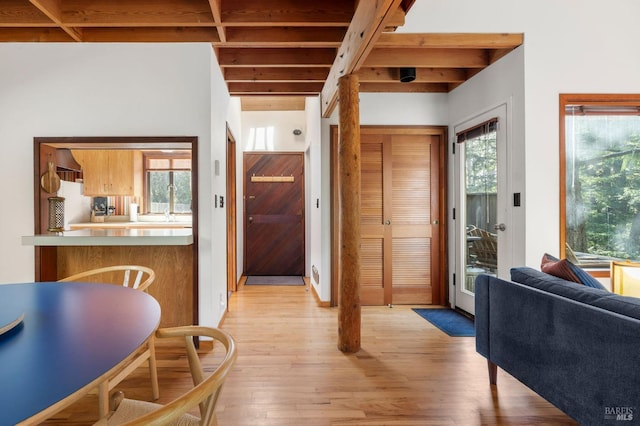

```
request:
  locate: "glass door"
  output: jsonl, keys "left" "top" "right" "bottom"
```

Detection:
{"left": 454, "top": 106, "right": 508, "bottom": 314}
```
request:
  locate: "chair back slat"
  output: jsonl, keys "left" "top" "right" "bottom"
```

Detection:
{"left": 113, "top": 326, "right": 237, "bottom": 426}
{"left": 58, "top": 265, "right": 155, "bottom": 293}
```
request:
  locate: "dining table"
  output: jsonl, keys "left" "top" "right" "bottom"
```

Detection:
{"left": 0, "top": 281, "right": 161, "bottom": 425}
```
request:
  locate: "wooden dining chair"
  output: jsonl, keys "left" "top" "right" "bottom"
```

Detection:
{"left": 58, "top": 265, "right": 159, "bottom": 416}
{"left": 95, "top": 326, "right": 237, "bottom": 426}
{"left": 58, "top": 264, "right": 156, "bottom": 293}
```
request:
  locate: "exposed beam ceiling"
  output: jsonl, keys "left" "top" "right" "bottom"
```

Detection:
{"left": 0, "top": 1, "right": 522, "bottom": 111}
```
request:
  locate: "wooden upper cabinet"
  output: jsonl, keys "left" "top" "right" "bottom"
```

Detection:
{"left": 72, "top": 150, "right": 141, "bottom": 196}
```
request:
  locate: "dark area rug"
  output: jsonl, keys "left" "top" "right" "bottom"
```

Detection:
{"left": 245, "top": 276, "right": 305, "bottom": 286}
{"left": 412, "top": 308, "right": 475, "bottom": 337}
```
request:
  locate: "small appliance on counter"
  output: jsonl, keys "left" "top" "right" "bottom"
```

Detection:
{"left": 92, "top": 197, "right": 108, "bottom": 216}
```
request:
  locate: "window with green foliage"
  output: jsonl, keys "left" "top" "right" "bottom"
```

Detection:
{"left": 144, "top": 152, "right": 192, "bottom": 215}
{"left": 561, "top": 94, "right": 640, "bottom": 268}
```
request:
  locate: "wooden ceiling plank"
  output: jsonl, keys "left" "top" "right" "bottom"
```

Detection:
{"left": 225, "top": 67, "right": 330, "bottom": 82}
{"left": 83, "top": 27, "right": 221, "bottom": 43}
{"left": 222, "top": 27, "right": 345, "bottom": 47}
{"left": 29, "top": 0, "right": 82, "bottom": 41}
{"left": 358, "top": 67, "right": 467, "bottom": 83}
{"left": 218, "top": 48, "right": 337, "bottom": 67}
{"left": 0, "top": 0, "right": 55, "bottom": 26}
{"left": 207, "top": 0, "right": 226, "bottom": 43}
{"left": 376, "top": 33, "right": 524, "bottom": 49}
{"left": 363, "top": 48, "right": 489, "bottom": 68}
{"left": 222, "top": 0, "right": 355, "bottom": 25}
{"left": 61, "top": 0, "right": 215, "bottom": 27}
{"left": 241, "top": 96, "right": 306, "bottom": 111}
{"left": 320, "top": 0, "right": 403, "bottom": 117}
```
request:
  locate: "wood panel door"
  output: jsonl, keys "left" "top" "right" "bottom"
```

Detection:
{"left": 332, "top": 126, "right": 446, "bottom": 306}
{"left": 244, "top": 152, "right": 305, "bottom": 276}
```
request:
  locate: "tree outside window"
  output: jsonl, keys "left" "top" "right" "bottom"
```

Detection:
{"left": 561, "top": 94, "right": 640, "bottom": 267}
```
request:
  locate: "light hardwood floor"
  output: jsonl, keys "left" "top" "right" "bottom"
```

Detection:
{"left": 44, "top": 281, "right": 576, "bottom": 425}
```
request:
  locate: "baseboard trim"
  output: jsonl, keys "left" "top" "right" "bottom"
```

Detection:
{"left": 310, "top": 281, "right": 331, "bottom": 307}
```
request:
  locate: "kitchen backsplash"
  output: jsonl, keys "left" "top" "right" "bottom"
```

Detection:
{"left": 108, "top": 195, "right": 141, "bottom": 216}
{"left": 58, "top": 180, "right": 90, "bottom": 228}
{"left": 57, "top": 181, "right": 142, "bottom": 229}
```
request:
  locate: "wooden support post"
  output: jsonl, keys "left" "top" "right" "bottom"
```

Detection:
{"left": 338, "top": 74, "right": 361, "bottom": 353}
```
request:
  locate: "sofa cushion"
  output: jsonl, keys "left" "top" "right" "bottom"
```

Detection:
{"left": 540, "top": 253, "right": 580, "bottom": 282}
{"left": 511, "top": 266, "right": 640, "bottom": 321}
{"left": 540, "top": 253, "right": 608, "bottom": 290}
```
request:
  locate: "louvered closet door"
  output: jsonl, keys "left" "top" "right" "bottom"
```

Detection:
{"left": 360, "top": 134, "right": 387, "bottom": 305}
{"left": 390, "top": 135, "right": 437, "bottom": 304}
{"left": 359, "top": 131, "right": 440, "bottom": 306}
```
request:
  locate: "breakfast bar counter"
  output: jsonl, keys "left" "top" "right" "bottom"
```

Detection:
{"left": 22, "top": 228, "right": 193, "bottom": 246}
{"left": 22, "top": 228, "right": 196, "bottom": 328}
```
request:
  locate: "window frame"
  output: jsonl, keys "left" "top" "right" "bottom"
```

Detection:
{"left": 143, "top": 151, "right": 192, "bottom": 215}
{"left": 559, "top": 93, "right": 640, "bottom": 277}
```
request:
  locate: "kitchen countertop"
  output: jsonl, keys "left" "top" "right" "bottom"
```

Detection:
{"left": 21, "top": 228, "right": 193, "bottom": 246}
{"left": 69, "top": 221, "right": 192, "bottom": 230}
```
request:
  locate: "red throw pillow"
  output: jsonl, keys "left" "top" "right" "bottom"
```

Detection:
{"left": 540, "top": 253, "right": 582, "bottom": 284}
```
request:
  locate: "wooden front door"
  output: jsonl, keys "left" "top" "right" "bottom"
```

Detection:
{"left": 244, "top": 152, "right": 305, "bottom": 276}
{"left": 332, "top": 126, "right": 446, "bottom": 306}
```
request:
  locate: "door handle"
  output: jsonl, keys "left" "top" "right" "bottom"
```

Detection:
{"left": 494, "top": 223, "right": 506, "bottom": 231}
{"left": 248, "top": 216, "right": 253, "bottom": 224}
{"left": 385, "top": 220, "right": 391, "bottom": 225}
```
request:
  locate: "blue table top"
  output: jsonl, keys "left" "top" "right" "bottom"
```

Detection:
{"left": 0, "top": 282, "right": 161, "bottom": 425}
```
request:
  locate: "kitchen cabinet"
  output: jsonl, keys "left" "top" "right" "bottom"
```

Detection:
{"left": 72, "top": 150, "right": 142, "bottom": 196}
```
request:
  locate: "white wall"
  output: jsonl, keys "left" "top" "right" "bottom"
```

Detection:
{"left": 401, "top": 0, "right": 640, "bottom": 266}
{"left": 306, "top": 97, "right": 324, "bottom": 298}
{"left": 0, "top": 43, "right": 231, "bottom": 327}
{"left": 201, "top": 49, "right": 233, "bottom": 327}
{"left": 447, "top": 46, "right": 525, "bottom": 305}
{"left": 227, "top": 97, "right": 243, "bottom": 285}
{"left": 315, "top": 0, "right": 640, "bottom": 302}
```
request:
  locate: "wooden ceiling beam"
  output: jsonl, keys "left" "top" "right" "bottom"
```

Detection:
{"left": 363, "top": 48, "right": 490, "bottom": 68}
{"left": 221, "top": 27, "right": 345, "bottom": 47}
{"left": 228, "top": 82, "right": 324, "bottom": 95}
{"left": 221, "top": 0, "right": 355, "bottom": 26}
{"left": 83, "top": 27, "right": 221, "bottom": 43}
{"left": 219, "top": 48, "right": 337, "bottom": 67}
{"left": 225, "top": 67, "right": 330, "bottom": 82}
{"left": 207, "top": 0, "right": 226, "bottom": 42}
{"left": 360, "top": 82, "right": 449, "bottom": 93}
{"left": 29, "top": 0, "right": 82, "bottom": 41}
{"left": 0, "top": 27, "right": 73, "bottom": 42}
{"left": 321, "top": 0, "right": 403, "bottom": 117}
{"left": 376, "top": 33, "right": 524, "bottom": 49}
{"left": 357, "top": 67, "right": 467, "bottom": 83}
{"left": 489, "top": 48, "right": 519, "bottom": 64}
{"left": 60, "top": 0, "right": 214, "bottom": 27}
{"left": 384, "top": 7, "right": 405, "bottom": 31}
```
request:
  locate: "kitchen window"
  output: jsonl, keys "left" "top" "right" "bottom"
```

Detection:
{"left": 560, "top": 94, "right": 640, "bottom": 270}
{"left": 144, "top": 152, "right": 192, "bottom": 215}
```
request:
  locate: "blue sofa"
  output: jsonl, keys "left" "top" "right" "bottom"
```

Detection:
{"left": 475, "top": 267, "right": 640, "bottom": 425}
